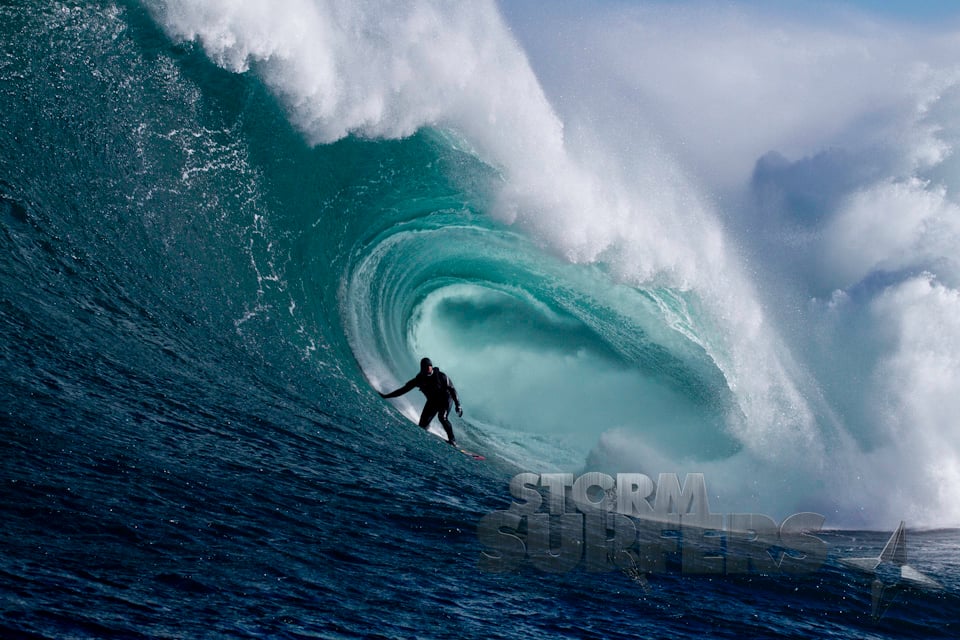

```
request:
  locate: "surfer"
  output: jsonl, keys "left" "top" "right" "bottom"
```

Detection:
{"left": 379, "top": 357, "right": 462, "bottom": 446}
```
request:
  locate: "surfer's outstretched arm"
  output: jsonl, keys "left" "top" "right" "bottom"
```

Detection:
{"left": 379, "top": 379, "right": 416, "bottom": 399}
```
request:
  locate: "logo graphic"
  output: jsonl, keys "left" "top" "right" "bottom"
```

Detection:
{"left": 478, "top": 472, "right": 828, "bottom": 576}
{"left": 839, "top": 521, "right": 944, "bottom": 620}
{"left": 477, "top": 472, "right": 946, "bottom": 621}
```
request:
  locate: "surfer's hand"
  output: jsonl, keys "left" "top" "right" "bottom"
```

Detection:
{"left": 456, "top": 405, "right": 463, "bottom": 417}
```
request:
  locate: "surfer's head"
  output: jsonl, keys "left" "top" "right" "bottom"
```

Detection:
{"left": 420, "top": 357, "right": 433, "bottom": 374}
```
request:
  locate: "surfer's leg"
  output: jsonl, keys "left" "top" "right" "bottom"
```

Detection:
{"left": 437, "top": 404, "right": 456, "bottom": 445}
{"left": 418, "top": 403, "right": 439, "bottom": 429}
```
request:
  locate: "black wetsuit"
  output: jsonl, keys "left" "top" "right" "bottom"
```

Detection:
{"left": 382, "top": 368, "right": 460, "bottom": 444}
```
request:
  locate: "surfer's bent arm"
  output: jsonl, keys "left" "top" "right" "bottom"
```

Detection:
{"left": 446, "top": 377, "right": 462, "bottom": 413}
{"left": 380, "top": 379, "right": 416, "bottom": 399}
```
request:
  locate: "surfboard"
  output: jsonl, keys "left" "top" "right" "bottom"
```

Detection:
{"left": 459, "top": 448, "right": 485, "bottom": 460}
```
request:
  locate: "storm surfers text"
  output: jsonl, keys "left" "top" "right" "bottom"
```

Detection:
{"left": 477, "top": 472, "right": 828, "bottom": 575}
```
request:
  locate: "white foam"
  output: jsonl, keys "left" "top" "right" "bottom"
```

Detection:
{"left": 153, "top": 0, "right": 559, "bottom": 147}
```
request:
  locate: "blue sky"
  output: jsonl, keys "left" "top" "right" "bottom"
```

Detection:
{"left": 832, "top": 0, "right": 959, "bottom": 18}
{"left": 744, "top": 0, "right": 960, "bottom": 22}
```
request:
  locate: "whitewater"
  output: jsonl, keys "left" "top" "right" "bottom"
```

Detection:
{"left": 2, "top": 1, "right": 960, "bottom": 638}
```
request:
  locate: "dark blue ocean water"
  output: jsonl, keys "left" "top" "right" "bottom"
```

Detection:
{"left": 2, "top": 2, "right": 959, "bottom": 638}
